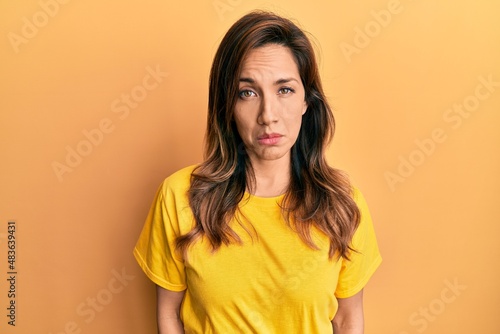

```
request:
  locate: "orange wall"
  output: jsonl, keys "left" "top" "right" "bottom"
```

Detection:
{"left": 1, "top": 1, "right": 499, "bottom": 333}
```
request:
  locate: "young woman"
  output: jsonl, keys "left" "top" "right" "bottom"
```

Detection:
{"left": 134, "top": 11, "right": 381, "bottom": 334}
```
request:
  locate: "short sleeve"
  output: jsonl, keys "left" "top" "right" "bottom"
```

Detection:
{"left": 133, "top": 180, "right": 188, "bottom": 291}
{"left": 334, "top": 188, "right": 382, "bottom": 298}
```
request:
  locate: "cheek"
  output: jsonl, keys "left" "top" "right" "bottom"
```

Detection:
{"left": 233, "top": 113, "right": 253, "bottom": 138}
{"left": 291, "top": 117, "right": 303, "bottom": 138}
{"left": 286, "top": 104, "right": 306, "bottom": 132}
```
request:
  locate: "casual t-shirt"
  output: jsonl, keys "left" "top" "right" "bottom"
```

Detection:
{"left": 134, "top": 165, "right": 382, "bottom": 333}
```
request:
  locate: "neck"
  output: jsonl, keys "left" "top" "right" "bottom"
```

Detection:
{"left": 247, "top": 158, "right": 291, "bottom": 197}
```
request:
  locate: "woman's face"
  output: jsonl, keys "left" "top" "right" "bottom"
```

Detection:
{"left": 234, "top": 44, "right": 307, "bottom": 167}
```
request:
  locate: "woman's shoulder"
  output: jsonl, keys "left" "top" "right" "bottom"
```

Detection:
{"left": 350, "top": 186, "right": 369, "bottom": 212}
{"left": 159, "top": 164, "right": 198, "bottom": 194}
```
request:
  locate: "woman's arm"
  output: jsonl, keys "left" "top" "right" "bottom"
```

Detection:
{"left": 156, "top": 285, "right": 186, "bottom": 334}
{"left": 332, "top": 289, "right": 364, "bottom": 334}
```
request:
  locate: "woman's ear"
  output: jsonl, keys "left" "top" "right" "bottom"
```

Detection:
{"left": 302, "top": 100, "right": 308, "bottom": 115}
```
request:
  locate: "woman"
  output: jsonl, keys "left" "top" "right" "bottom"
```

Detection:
{"left": 134, "top": 11, "right": 381, "bottom": 334}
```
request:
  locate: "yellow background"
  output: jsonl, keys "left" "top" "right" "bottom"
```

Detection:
{"left": 1, "top": 0, "right": 499, "bottom": 333}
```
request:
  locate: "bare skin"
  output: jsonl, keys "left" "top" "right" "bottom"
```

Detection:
{"left": 156, "top": 287, "right": 185, "bottom": 334}
{"left": 233, "top": 44, "right": 307, "bottom": 197}
{"left": 332, "top": 289, "right": 365, "bottom": 333}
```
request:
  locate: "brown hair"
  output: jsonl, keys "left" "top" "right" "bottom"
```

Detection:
{"left": 177, "top": 11, "right": 360, "bottom": 259}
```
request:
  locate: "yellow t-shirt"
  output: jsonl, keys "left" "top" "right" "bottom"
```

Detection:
{"left": 134, "top": 165, "right": 382, "bottom": 333}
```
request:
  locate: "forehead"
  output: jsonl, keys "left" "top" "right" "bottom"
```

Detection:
{"left": 240, "top": 44, "right": 300, "bottom": 78}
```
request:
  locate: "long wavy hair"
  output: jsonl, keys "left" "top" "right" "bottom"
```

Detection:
{"left": 177, "top": 11, "right": 360, "bottom": 260}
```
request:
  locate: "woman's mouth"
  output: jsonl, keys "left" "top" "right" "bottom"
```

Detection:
{"left": 257, "top": 133, "right": 283, "bottom": 145}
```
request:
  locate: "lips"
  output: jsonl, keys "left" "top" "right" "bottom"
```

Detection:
{"left": 257, "top": 133, "right": 283, "bottom": 145}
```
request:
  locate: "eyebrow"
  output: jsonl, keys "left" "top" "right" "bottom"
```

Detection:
{"left": 239, "top": 77, "right": 300, "bottom": 85}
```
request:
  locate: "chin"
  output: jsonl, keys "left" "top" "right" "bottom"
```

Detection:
{"left": 257, "top": 150, "right": 291, "bottom": 162}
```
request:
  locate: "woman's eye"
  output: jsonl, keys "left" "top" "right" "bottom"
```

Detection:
{"left": 278, "top": 87, "right": 294, "bottom": 95}
{"left": 239, "top": 90, "right": 255, "bottom": 98}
